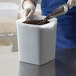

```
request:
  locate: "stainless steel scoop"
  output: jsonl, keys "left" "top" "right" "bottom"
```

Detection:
{"left": 23, "top": 4, "right": 69, "bottom": 25}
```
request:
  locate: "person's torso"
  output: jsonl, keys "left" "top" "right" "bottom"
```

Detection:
{"left": 41, "top": 0, "right": 76, "bottom": 16}
{"left": 41, "top": 0, "right": 76, "bottom": 49}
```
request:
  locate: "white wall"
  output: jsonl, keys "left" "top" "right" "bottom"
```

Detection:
{"left": 0, "top": 0, "right": 20, "bottom": 4}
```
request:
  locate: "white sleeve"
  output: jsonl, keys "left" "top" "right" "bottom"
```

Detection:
{"left": 21, "top": 0, "right": 38, "bottom": 6}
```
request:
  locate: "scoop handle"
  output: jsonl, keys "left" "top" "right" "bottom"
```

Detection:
{"left": 45, "top": 4, "right": 69, "bottom": 20}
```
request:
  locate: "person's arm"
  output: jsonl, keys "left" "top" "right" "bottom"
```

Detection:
{"left": 67, "top": 0, "right": 76, "bottom": 9}
{"left": 21, "top": 0, "right": 38, "bottom": 18}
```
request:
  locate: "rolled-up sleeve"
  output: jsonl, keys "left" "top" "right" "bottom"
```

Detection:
{"left": 21, "top": 0, "right": 38, "bottom": 6}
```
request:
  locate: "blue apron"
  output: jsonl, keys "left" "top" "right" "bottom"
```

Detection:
{"left": 41, "top": 0, "right": 76, "bottom": 49}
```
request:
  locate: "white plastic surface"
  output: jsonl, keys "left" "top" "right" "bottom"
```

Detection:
{"left": 0, "top": 2, "right": 18, "bottom": 19}
{"left": 16, "top": 15, "right": 57, "bottom": 65}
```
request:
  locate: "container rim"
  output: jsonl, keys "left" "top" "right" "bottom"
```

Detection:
{"left": 16, "top": 15, "right": 57, "bottom": 29}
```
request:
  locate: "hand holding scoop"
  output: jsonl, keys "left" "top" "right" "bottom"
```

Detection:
{"left": 23, "top": 4, "right": 69, "bottom": 25}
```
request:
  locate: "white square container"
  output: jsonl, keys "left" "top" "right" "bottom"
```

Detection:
{"left": 0, "top": 2, "right": 18, "bottom": 19}
{"left": 16, "top": 15, "right": 57, "bottom": 65}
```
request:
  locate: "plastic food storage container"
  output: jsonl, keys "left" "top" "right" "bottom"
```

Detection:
{"left": 16, "top": 15, "right": 57, "bottom": 65}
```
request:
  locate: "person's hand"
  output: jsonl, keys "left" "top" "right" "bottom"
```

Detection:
{"left": 23, "top": 0, "right": 36, "bottom": 18}
{"left": 67, "top": 0, "right": 76, "bottom": 9}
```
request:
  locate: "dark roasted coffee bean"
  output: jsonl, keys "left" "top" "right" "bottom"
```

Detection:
{"left": 23, "top": 19, "right": 49, "bottom": 25}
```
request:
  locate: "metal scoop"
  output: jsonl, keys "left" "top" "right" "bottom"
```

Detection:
{"left": 23, "top": 4, "right": 69, "bottom": 25}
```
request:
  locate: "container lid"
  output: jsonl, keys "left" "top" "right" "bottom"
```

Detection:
{"left": 0, "top": 2, "right": 18, "bottom": 9}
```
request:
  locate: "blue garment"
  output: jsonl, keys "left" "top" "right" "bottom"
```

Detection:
{"left": 41, "top": 0, "right": 76, "bottom": 49}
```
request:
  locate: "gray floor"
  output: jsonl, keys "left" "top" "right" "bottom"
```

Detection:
{"left": 0, "top": 47, "right": 19, "bottom": 76}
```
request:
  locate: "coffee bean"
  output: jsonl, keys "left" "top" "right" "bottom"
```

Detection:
{"left": 23, "top": 19, "right": 49, "bottom": 25}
